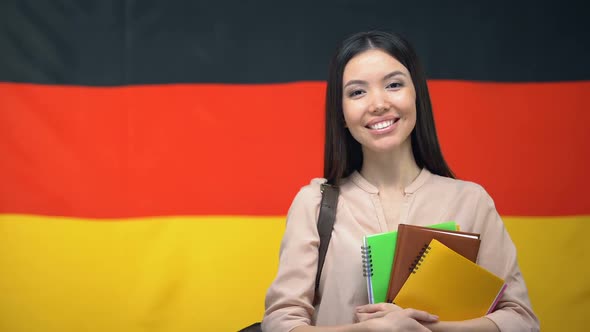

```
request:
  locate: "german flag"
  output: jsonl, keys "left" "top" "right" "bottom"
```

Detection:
{"left": 1, "top": 2, "right": 588, "bottom": 331}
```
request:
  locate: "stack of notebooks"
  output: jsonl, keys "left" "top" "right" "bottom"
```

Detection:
{"left": 362, "top": 223, "right": 506, "bottom": 321}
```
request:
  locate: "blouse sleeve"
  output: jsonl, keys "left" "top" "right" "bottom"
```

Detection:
{"left": 262, "top": 180, "right": 323, "bottom": 332}
{"left": 472, "top": 186, "right": 540, "bottom": 332}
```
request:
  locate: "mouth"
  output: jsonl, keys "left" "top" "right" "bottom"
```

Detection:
{"left": 366, "top": 118, "right": 399, "bottom": 130}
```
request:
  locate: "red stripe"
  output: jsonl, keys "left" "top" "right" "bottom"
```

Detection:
{"left": 0, "top": 81, "right": 588, "bottom": 217}
{"left": 431, "top": 81, "right": 590, "bottom": 216}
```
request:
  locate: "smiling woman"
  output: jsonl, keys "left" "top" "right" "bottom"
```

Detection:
{"left": 342, "top": 50, "right": 417, "bottom": 155}
{"left": 262, "top": 31, "right": 540, "bottom": 332}
{"left": 0, "top": 2, "right": 588, "bottom": 332}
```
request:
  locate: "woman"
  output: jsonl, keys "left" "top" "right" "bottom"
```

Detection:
{"left": 262, "top": 31, "right": 539, "bottom": 332}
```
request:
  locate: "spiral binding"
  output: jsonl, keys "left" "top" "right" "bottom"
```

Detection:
{"left": 361, "top": 245, "right": 373, "bottom": 277}
{"left": 409, "top": 243, "right": 431, "bottom": 274}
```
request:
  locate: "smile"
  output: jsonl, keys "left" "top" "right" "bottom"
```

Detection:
{"left": 367, "top": 118, "right": 398, "bottom": 130}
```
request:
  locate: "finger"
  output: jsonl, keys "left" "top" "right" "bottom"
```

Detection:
{"left": 355, "top": 312, "right": 369, "bottom": 322}
{"left": 355, "top": 303, "right": 390, "bottom": 313}
{"left": 371, "top": 311, "right": 388, "bottom": 319}
{"left": 354, "top": 312, "right": 364, "bottom": 322}
{"left": 387, "top": 303, "right": 403, "bottom": 311}
{"left": 402, "top": 308, "right": 439, "bottom": 322}
{"left": 356, "top": 311, "right": 387, "bottom": 322}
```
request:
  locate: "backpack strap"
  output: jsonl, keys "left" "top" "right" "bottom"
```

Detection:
{"left": 239, "top": 183, "right": 340, "bottom": 332}
{"left": 315, "top": 183, "right": 340, "bottom": 295}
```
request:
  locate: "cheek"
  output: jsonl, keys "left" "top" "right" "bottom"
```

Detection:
{"left": 405, "top": 106, "right": 417, "bottom": 127}
{"left": 341, "top": 103, "right": 358, "bottom": 125}
{"left": 392, "top": 92, "right": 416, "bottom": 112}
{"left": 343, "top": 113, "right": 358, "bottom": 132}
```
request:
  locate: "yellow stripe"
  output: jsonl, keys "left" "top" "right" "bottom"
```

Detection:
{"left": 0, "top": 214, "right": 588, "bottom": 332}
{"left": 503, "top": 216, "right": 590, "bottom": 332}
{"left": 0, "top": 215, "right": 285, "bottom": 332}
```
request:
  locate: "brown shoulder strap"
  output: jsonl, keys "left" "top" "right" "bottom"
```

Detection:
{"left": 241, "top": 183, "right": 340, "bottom": 331}
{"left": 315, "top": 183, "right": 339, "bottom": 295}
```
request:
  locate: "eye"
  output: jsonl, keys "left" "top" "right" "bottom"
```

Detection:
{"left": 347, "top": 89, "right": 365, "bottom": 98}
{"left": 386, "top": 82, "right": 403, "bottom": 89}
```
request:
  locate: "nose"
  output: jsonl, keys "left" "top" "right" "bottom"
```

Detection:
{"left": 368, "top": 90, "right": 391, "bottom": 113}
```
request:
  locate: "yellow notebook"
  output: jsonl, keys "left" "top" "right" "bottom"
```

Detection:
{"left": 393, "top": 239, "right": 506, "bottom": 321}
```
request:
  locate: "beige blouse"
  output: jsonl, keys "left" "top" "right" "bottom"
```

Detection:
{"left": 262, "top": 169, "right": 539, "bottom": 332}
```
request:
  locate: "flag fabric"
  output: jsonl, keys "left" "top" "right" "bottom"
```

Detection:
{"left": 1, "top": 1, "right": 589, "bottom": 331}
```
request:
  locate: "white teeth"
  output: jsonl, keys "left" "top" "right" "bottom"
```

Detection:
{"left": 369, "top": 120, "right": 394, "bottom": 130}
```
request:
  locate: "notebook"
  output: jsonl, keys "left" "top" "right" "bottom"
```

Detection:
{"left": 393, "top": 239, "right": 506, "bottom": 321}
{"left": 361, "top": 221, "right": 457, "bottom": 304}
{"left": 386, "top": 224, "right": 481, "bottom": 302}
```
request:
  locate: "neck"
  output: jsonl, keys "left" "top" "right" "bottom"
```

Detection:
{"left": 360, "top": 141, "right": 421, "bottom": 192}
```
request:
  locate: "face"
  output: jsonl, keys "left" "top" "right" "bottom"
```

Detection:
{"left": 342, "top": 49, "right": 417, "bottom": 154}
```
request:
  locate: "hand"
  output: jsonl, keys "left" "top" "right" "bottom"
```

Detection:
{"left": 362, "top": 308, "right": 438, "bottom": 332}
{"left": 355, "top": 303, "right": 403, "bottom": 322}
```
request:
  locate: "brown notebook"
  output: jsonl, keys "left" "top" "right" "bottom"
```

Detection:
{"left": 386, "top": 224, "right": 481, "bottom": 303}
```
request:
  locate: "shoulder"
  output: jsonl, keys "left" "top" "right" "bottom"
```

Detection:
{"left": 427, "top": 173, "right": 493, "bottom": 204}
{"left": 427, "top": 174, "right": 502, "bottom": 232}
{"left": 285, "top": 178, "right": 326, "bottom": 218}
{"left": 423, "top": 173, "right": 499, "bottom": 221}
{"left": 281, "top": 178, "right": 328, "bottom": 237}
{"left": 292, "top": 178, "right": 325, "bottom": 203}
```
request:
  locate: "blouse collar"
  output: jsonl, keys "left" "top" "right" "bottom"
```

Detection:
{"left": 349, "top": 168, "right": 432, "bottom": 195}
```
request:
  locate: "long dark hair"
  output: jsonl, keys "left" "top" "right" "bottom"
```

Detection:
{"left": 323, "top": 31, "right": 454, "bottom": 184}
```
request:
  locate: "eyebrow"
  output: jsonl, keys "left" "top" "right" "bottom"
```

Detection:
{"left": 343, "top": 70, "right": 407, "bottom": 89}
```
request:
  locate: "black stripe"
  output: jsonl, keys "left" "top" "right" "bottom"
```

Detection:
{"left": 1, "top": 0, "right": 589, "bottom": 85}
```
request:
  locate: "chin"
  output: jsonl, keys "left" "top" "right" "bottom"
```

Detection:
{"left": 366, "top": 143, "right": 403, "bottom": 153}
{"left": 363, "top": 137, "right": 411, "bottom": 154}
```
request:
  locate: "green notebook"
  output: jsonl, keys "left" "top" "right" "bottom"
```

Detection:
{"left": 361, "top": 221, "right": 457, "bottom": 303}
